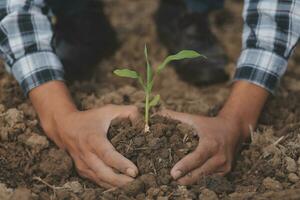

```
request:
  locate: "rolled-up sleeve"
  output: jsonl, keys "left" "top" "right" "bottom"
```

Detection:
{"left": 0, "top": 0, "right": 64, "bottom": 96}
{"left": 234, "top": 0, "right": 300, "bottom": 94}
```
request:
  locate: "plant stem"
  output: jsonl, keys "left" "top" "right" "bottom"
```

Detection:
{"left": 144, "top": 89, "right": 150, "bottom": 132}
{"left": 144, "top": 44, "right": 152, "bottom": 133}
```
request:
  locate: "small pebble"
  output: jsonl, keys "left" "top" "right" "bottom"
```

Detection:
{"left": 286, "top": 157, "right": 297, "bottom": 173}
{"left": 0, "top": 128, "right": 9, "bottom": 141}
{"left": 0, "top": 104, "right": 5, "bottom": 113}
{"left": 0, "top": 183, "right": 13, "bottom": 200}
{"left": 63, "top": 181, "right": 83, "bottom": 194}
{"left": 160, "top": 185, "right": 169, "bottom": 193}
{"left": 24, "top": 133, "right": 49, "bottom": 150}
{"left": 147, "top": 187, "right": 160, "bottom": 198}
{"left": 4, "top": 108, "right": 24, "bottom": 127}
{"left": 199, "top": 188, "right": 219, "bottom": 200}
{"left": 121, "top": 179, "right": 144, "bottom": 196}
{"left": 157, "top": 197, "right": 168, "bottom": 200}
{"left": 288, "top": 173, "right": 299, "bottom": 183}
{"left": 10, "top": 187, "right": 31, "bottom": 200}
{"left": 136, "top": 193, "right": 146, "bottom": 200}
{"left": 262, "top": 177, "right": 283, "bottom": 191}
{"left": 133, "top": 136, "right": 145, "bottom": 147}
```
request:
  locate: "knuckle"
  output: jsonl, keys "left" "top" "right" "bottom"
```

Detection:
{"left": 94, "top": 171, "right": 105, "bottom": 181}
{"left": 129, "top": 105, "right": 138, "bottom": 113}
{"left": 95, "top": 170, "right": 109, "bottom": 182}
{"left": 103, "top": 104, "right": 115, "bottom": 110}
{"left": 97, "top": 176, "right": 105, "bottom": 183}
{"left": 77, "top": 170, "right": 88, "bottom": 178}
{"left": 218, "top": 172, "right": 226, "bottom": 177}
{"left": 75, "top": 160, "right": 85, "bottom": 171}
{"left": 178, "top": 179, "right": 189, "bottom": 186}
{"left": 96, "top": 180, "right": 109, "bottom": 189}
{"left": 207, "top": 139, "right": 219, "bottom": 152}
{"left": 105, "top": 104, "right": 114, "bottom": 108}
{"left": 40, "top": 122, "right": 53, "bottom": 136}
{"left": 101, "top": 148, "right": 113, "bottom": 161}
{"left": 75, "top": 164, "right": 87, "bottom": 176}
{"left": 96, "top": 173, "right": 116, "bottom": 185}
{"left": 110, "top": 176, "right": 120, "bottom": 185}
{"left": 222, "top": 163, "right": 232, "bottom": 174}
{"left": 216, "top": 155, "right": 227, "bottom": 166}
{"left": 86, "top": 132, "right": 96, "bottom": 144}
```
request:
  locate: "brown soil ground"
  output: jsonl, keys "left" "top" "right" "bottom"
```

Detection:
{"left": 1, "top": 0, "right": 300, "bottom": 199}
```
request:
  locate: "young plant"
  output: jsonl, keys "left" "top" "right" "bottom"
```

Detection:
{"left": 114, "top": 45, "right": 204, "bottom": 132}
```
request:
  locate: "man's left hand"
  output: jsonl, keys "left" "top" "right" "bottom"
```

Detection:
{"left": 160, "top": 109, "right": 244, "bottom": 185}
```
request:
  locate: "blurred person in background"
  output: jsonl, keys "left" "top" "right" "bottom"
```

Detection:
{"left": 0, "top": 0, "right": 297, "bottom": 187}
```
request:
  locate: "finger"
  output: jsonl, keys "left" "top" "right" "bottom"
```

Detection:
{"left": 216, "top": 172, "right": 226, "bottom": 176}
{"left": 177, "top": 157, "right": 223, "bottom": 185}
{"left": 127, "top": 106, "right": 140, "bottom": 122}
{"left": 114, "top": 105, "right": 139, "bottom": 120}
{"left": 52, "top": 136, "right": 66, "bottom": 149}
{"left": 171, "top": 141, "right": 213, "bottom": 180}
{"left": 159, "top": 109, "right": 196, "bottom": 127}
{"left": 102, "top": 105, "right": 140, "bottom": 130}
{"left": 86, "top": 153, "right": 134, "bottom": 187}
{"left": 72, "top": 153, "right": 114, "bottom": 188}
{"left": 91, "top": 137, "right": 138, "bottom": 177}
{"left": 79, "top": 167, "right": 114, "bottom": 189}
{"left": 114, "top": 105, "right": 140, "bottom": 127}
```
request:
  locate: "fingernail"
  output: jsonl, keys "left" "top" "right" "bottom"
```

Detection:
{"left": 172, "top": 170, "right": 182, "bottom": 180}
{"left": 126, "top": 168, "right": 137, "bottom": 177}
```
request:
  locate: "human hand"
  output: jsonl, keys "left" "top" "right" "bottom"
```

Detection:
{"left": 160, "top": 109, "right": 243, "bottom": 185}
{"left": 49, "top": 104, "right": 140, "bottom": 188}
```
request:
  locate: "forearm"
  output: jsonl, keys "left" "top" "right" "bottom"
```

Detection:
{"left": 29, "top": 82, "right": 139, "bottom": 187}
{"left": 218, "top": 80, "right": 269, "bottom": 141}
{"left": 29, "top": 81, "right": 77, "bottom": 143}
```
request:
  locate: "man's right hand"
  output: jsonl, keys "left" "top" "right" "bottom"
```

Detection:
{"left": 29, "top": 81, "right": 139, "bottom": 188}
{"left": 54, "top": 105, "right": 139, "bottom": 188}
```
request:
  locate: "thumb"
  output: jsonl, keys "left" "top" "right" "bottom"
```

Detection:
{"left": 104, "top": 105, "right": 140, "bottom": 130}
{"left": 158, "top": 109, "right": 195, "bottom": 126}
{"left": 117, "top": 105, "right": 140, "bottom": 122}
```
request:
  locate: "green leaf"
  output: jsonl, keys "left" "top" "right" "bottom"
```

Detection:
{"left": 157, "top": 50, "right": 205, "bottom": 74}
{"left": 138, "top": 76, "right": 146, "bottom": 90}
{"left": 149, "top": 80, "right": 154, "bottom": 91}
{"left": 113, "top": 69, "right": 139, "bottom": 79}
{"left": 149, "top": 94, "right": 160, "bottom": 107}
{"left": 144, "top": 44, "right": 152, "bottom": 89}
{"left": 144, "top": 44, "right": 149, "bottom": 62}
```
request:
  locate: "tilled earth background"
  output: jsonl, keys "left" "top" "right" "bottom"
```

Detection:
{"left": 1, "top": 0, "right": 300, "bottom": 199}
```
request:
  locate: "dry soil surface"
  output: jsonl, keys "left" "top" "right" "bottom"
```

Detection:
{"left": 1, "top": 0, "right": 300, "bottom": 199}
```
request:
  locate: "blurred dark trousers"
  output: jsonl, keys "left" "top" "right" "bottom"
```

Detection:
{"left": 184, "top": 0, "right": 224, "bottom": 13}
{"left": 46, "top": 0, "right": 118, "bottom": 79}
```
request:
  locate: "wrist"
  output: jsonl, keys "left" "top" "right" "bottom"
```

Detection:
{"left": 29, "top": 81, "right": 78, "bottom": 135}
{"left": 217, "top": 108, "right": 249, "bottom": 142}
{"left": 218, "top": 81, "right": 269, "bottom": 141}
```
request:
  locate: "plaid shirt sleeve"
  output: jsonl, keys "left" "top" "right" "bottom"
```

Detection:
{"left": 0, "top": 0, "right": 64, "bottom": 96}
{"left": 234, "top": 0, "right": 300, "bottom": 94}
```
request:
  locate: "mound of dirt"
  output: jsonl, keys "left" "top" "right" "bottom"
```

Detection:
{"left": 108, "top": 116, "right": 197, "bottom": 194}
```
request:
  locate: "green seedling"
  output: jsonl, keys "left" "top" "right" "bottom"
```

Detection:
{"left": 114, "top": 45, "right": 205, "bottom": 132}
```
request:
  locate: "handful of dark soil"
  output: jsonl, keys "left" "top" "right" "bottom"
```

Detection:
{"left": 107, "top": 115, "right": 198, "bottom": 196}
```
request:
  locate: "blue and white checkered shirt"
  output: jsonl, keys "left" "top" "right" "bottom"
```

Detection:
{"left": 0, "top": 0, "right": 64, "bottom": 96}
{"left": 234, "top": 0, "right": 300, "bottom": 93}
{"left": 0, "top": 0, "right": 299, "bottom": 95}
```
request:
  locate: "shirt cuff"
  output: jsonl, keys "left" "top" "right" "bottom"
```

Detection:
{"left": 234, "top": 48, "right": 288, "bottom": 94}
{"left": 11, "top": 51, "right": 65, "bottom": 96}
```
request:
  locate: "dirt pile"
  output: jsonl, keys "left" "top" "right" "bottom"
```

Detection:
{"left": 106, "top": 116, "right": 198, "bottom": 197}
